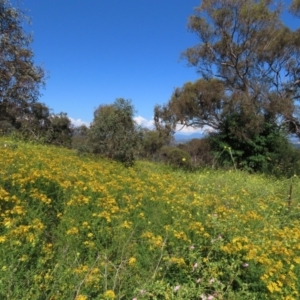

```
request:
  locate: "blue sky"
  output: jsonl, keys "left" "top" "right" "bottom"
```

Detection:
{"left": 12, "top": 0, "right": 202, "bottom": 132}
{"left": 12, "top": 0, "right": 299, "bottom": 134}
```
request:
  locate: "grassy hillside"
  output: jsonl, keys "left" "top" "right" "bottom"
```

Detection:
{"left": 0, "top": 138, "right": 299, "bottom": 299}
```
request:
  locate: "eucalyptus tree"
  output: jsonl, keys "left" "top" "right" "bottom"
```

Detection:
{"left": 156, "top": 0, "right": 300, "bottom": 134}
{"left": 0, "top": 0, "right": 45, "bottom": 132}
{"left": 154, "top": 0, "right": 300, "bottom": 172}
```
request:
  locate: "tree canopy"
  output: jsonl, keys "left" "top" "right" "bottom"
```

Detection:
{"left": 88, "top": 98, "right": 139, "bottom": 166}
{"left": 155, "top": 0, "right": 300, "bottom": 138}
{"left": 0, "top": 0, "right": 45, "bottom": 132}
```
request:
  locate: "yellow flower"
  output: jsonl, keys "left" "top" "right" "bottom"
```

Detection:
{"left": 26, "top": 233, "right": 35, "bottom": 243}
{"left": 0, "top": 236, "right": 6, "bottom": 243}
{"left": 128, "top": 257, "right": 136, "bottom": 266}
{"left": 66, "top": 227, "right": 79, "bottom": 235}
{"left": 267, "top": 281, "right": 281, "bottom": 293}
{"left": 169, "top": 257, "right": 186, "bottom": 266}
{"left": 293, "top": 257, "right": 300, "bottom": 264}
{"left": 74, "top": 265, "right": 89, "bottom": 274}
{"left": 103, "top": 290, "right": 116, "bottom": 299}
{"left": 182, "top": 158, "right": 186, "bottom": 162}
{"left": 4, "top": 219, "right": 11, "bottom": 228}
{"left": 75, "top": 295, "right": 88, "bottom": 300}
{"left": 173, "top": 230, "right": 188, "bottom": 241}
{"left": 121, "top": 221, "right": 132, "bottom": 229}
{"left": 19, "top": 255, "right": 28, "bottom": 262}
{"left": 284, "top": 296, "right": 296, "bottom": 300}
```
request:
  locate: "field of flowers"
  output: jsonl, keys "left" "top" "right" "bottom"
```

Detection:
{"left": 0, "top": 138, "right": 300, "bottom": 299}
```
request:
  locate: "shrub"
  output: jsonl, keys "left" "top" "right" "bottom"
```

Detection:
{"left": 159, "top": 146, "right": 192, "bottom": 169}
{"left": 88, "top": 98, "right": 139, "bottom": 166}
{"left": 180, "top": 138, "right": 215, "bottom": 168}
{"left": 209, "top": 115, "right": 300, "bottom": 176}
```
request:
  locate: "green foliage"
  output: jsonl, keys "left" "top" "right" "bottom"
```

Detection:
{"left": 0, "top": 120, "right": 16, "bottom": 135}
{"left": 0, "top": 0, "right": 45, "bottom": 132}
{"left": 154, "top": 0, "right": 300, "bottom": 174}
{"left": 154, "top": 79, "right": 227, "bottom": 134}
{"left": 137, "top": 128, "right": 173, "bottom": 159}
{"left": 209, "top": 114, "right": 300, "bottom": 176}
{"left": 10, "top": 103, "right": 74, "bottom": 148}
{"left": 45, "top": 113, "right": 74, "bottom": 148}
{"left": 291, "top": 0, "right": 300, "bottom": 17}
{"left": 72, "top": 124, "right": 91, "bottom": 154}
{"left": 179, "top": 138, "right": 214, "bottom": 168}
{"left": 159, "top": 145, "right": 192, "bottom": 169}
{"left": 88, "top": 98, "right": 138, "bottom": 166}
{"left": 264, "top": 142, "right": 300, "bottom": 178}
{"left": 0, "top": 1, "right": 74, "bottom": 149}
{"left": 19, "top": 102, "right": 51, "bottom": 140}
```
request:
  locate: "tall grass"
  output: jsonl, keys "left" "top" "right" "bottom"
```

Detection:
{"left": 0, "top": 138, "right": 299, "bottom": 299}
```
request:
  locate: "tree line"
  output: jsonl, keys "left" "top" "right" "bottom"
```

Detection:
{"left": 1, "top": 0, "right": 300, "bottom": 176}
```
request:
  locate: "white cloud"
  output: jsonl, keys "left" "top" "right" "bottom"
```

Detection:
{"left": 175, "top": 124, "right": 203, "bottom": 135}
{"left": 134, "top": 116, "right": 154, "bottom": 129}
{"left": 133, "top": 116, "right": 215, "bottom": 135}
{"left": 175, "top": 124, "right": 215, "bottom": 135}
{"left": 69, "top": 117, "right": 90, "bottom": 127}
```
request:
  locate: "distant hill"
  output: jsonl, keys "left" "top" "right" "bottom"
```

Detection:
{"left": 173, "top": 132, "right": 204, "bottom": 144}
{"left": 174, "top": 135, "right": 300, "bottom": 149}
{"left": 292, "top": 143, "right": 300, "bottom": 149}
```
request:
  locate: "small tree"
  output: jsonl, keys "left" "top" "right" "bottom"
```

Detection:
{"left": 159, "top": 145, "right": 192, "bottom": 169}
{"left": 45, "top": 113, "right": 74, "bottom": 148}
{"left": 138, "top": 127, "right": 173, "bottom": 159}
{"left": 0, "top": 0, "right": 45, "bottom": 131}
{"left": 88, "top": 98, "right": 138, "bottom": 166}
{"left": 185, "top": 138, "right": 214, "bottom": 167}
{"left": 72, "top": 124, "right": 90, "bottom": 153}
{"left": 18, "top": 102, "right": 51, "bottom": 140}
{"left": 209, "top": 115, "right": 283, "bottom": 171}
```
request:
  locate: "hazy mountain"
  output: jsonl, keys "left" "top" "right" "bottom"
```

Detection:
{"left": 173, "top": 132, "right": 204, "bottom": 144}
{"left": 173, "top": 134, "right": 300, "bottom": 149}
{"left": 292, "top": 143, "right": 300, "bottom": 149}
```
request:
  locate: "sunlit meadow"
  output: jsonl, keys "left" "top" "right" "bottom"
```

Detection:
{"left": 0, "top": 138, "right": 300, "bottom": 299}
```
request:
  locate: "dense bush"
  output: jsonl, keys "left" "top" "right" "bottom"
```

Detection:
{"left": 178, "top": 138, "right": 215, "bottom": 168}
{"left": 159, "top": 145, "right": 192, "bottom": 169}
{"left": 209, "top": 114, "right": 300, "bottom": 176}
{"left": 44, "top": 113, "right": 74, "bottom": 148}
{"left": 72, "top": 125, "right": 91, "bottom": 154}
{"left": 88, "top": 98, "right": 139, "bottom": 166}
{"left": 137, "top": 128, "right": 173, "bottom": 160}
